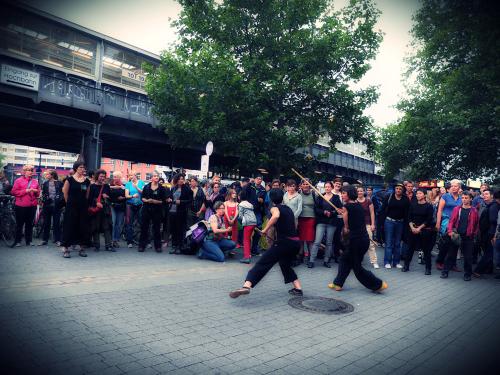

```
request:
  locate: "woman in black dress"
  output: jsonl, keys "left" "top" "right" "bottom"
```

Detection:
{"left": 168, "top": 173, "right": 192, "bottom": 254}
{"left": 330, "top": 185, "right": 388, "bottom": 292}
{"left": 139, "top": 171, "right": 167, "bottom": 252}
{"left": 61, "top": 161, "right": 90, "bottom": 258}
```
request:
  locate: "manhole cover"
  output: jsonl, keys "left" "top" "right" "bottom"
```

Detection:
{"left": 288, "top": 296, "right": 354, "bottom": 315}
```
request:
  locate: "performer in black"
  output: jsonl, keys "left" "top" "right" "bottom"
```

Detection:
{"left": 330, "top": 185, "right": 388, "bottom": 292}
{"left": 229, "top": 188, "right": 303, "bottom": 298}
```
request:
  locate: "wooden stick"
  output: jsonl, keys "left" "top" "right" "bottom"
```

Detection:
{"left": 291, "top": 168, "right": 340, "bottom": 211}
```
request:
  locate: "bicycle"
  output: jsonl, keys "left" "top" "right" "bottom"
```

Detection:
{"left": 0, "top": 195, "right": 17, "bottom": 247}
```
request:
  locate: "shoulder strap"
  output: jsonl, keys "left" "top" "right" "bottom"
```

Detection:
{"left": 97, "top": 184, "right": 104, "bottom": 203}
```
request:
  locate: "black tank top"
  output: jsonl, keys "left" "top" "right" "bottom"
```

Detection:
{"left": 275, "top": 204, "right": 297, "bottom": 239}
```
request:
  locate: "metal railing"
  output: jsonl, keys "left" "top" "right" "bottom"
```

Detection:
{"left": 38, "top": 74, "right": 156, "bottom": 121}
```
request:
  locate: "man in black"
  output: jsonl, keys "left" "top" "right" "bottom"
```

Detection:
{"left": 229, "top": 189, "right": 303, "bottom": 298}
{"left": 382, "top": 183, "right": 410, "bottom": 269}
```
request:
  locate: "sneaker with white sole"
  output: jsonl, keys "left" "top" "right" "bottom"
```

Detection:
{"left": 127, "top": 243, "right": 133, "bottom": 248}
{"left": 373, "top": 263, "right": 380, "bottom": 269}
{"left": 396, "top": 264, "right": 403, "bottom": 269}
{"left": 384, "top": 264, "right": 392, "bottom": 269}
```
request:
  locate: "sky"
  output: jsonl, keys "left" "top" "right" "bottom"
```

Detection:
{"left": 22, "top": 0, "right": 420, "bottom": 128}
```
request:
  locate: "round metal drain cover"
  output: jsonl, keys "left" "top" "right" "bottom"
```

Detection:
{"left": 288, "top": 296, "right": 354, "bottom": 315}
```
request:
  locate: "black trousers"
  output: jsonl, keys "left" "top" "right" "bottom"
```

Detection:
{"left": 334, "top": 236, "right": 383, "bottom": 290}
{"left": 444, "top": 235, "right": 473, "bottom": 276}
{"left": 90, "top": 211, "right": 112, "bottom": 248}
{"left": 436, "top": 234, "right": 456, "bottom": 267}
{"left": 405, "top": 230, "right": 434, "bottom": 270}
{"left": 332, "top": 219, "right": 344, "bottom": 259}
{"left": 140, "top": 206, "right": 162, "bottom": 249}
{"left": 375, "top": 213, "right": 385, "bottom": 244}
{"left": 42, "top": 205, "right": 62, "bottom": 242}
{"left": 246, "top": 238, "right": 300, "bottom": 287}
{"left": 14, "top": 206, "right": 36, "bottom": 245}
{"left": 170, "top": 211, "right": 187, "bottom": 248}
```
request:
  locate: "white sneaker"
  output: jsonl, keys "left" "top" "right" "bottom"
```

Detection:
{"left": 396, "top": 264, "right": 403, "bottom": 269}
{"left": 384, "top": 264, "right": 392, "bottom": 269}
{"left": 127, "top": 243, "right": 133, "bottom": 248}
{"left": 373, "top": 263, "right": 380, "bottom": 269}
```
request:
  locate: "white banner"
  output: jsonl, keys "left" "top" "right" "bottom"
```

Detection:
{"left": 1, "top": 64, "right": 39, "bottom": 91}
{"left": 121, "top": 69, "right": 146, "bottom": 83}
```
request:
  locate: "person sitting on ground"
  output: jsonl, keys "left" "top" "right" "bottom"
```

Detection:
{"left": 198, "top": 201, "right": 236, "bottom": 262}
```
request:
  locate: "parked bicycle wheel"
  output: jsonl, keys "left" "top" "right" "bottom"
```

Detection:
{"left": 34, "top": 205, "right": 44, "bottom": 239}
{"left": 1, "top": 212, "right": 17, "bottom": 247}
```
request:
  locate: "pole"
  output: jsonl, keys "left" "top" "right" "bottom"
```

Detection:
{"left": 291, "top": 168, "right": 340, "bottom": 211}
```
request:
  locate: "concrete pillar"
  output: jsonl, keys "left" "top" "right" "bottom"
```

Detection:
{"left": 82, "top": 132, "right": 102, "bottom": 171}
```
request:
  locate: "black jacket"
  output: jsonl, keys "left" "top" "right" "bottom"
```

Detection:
{"left": 314, "top": 194, "right": 342, "bottom": 225}
{"left": 171, "top": 185, "right": 192, "bottom": 213}
{"left": 41, "top": 180, "right": 64, "bottom": 208}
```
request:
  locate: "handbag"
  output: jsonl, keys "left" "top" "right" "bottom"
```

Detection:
{"left": 88, "top": 185, "right": 104, "bottom": 216}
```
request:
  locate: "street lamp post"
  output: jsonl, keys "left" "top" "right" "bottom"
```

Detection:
{"left": 37, "top": 151, "right": 51, "bottom": 184}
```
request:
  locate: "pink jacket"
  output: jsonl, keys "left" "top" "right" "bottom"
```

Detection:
{"left": 11, "top": 177, "right": 40, "bottom": 207}
{"left": 447, "top": 205, "right": 479, "bottom": 238}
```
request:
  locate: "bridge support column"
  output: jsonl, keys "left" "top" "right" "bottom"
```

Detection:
{"left": 81, "top": 125, "right": 102, "bottom": 171}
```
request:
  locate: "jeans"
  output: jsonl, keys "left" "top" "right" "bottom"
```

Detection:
{"left": 251, "top": 212, "right": 263, "bottom": 253}
{"left": 310, "top": 223, "right": 336, "bottom": 262}
{"left": 111, "top": 206, "right": 125, "bottom": 242}
{"left": 42, "top": 205, "right": 61, "bottom": 243}
{"left": 126, "top": 204, "right": 142, "bottom": 244}
{"left": 384, "top": 219, "right": 404, "bottom": 266}
{"left": 199, "top": 238, "right": 236, "bottom": 262}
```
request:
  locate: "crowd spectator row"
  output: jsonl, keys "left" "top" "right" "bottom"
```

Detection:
{"left": 4, "top": 163, "right": 500, "bottom": 282}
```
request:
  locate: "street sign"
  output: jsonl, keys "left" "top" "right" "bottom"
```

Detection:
{"left": 205, "top": 141, "right": 214, "bottom": 157}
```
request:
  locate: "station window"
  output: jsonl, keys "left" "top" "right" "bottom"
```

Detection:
{"left": 102, "top": 43, "right": 155, "bottom": 91}
{"left": 0, "top": 6, "right": 97, "bottom": 76}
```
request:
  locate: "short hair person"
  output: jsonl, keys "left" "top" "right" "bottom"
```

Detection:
{"left": 330, "top": 185, "right": 388, "bottom": 292}
{"left": 230, "top": 189, "right": 303, "bottom": 298}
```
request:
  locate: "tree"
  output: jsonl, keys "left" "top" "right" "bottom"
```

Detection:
{"left": 377, "top": 0, "right": 500, "bottom": 181}
{"left": 146, "top": 0, "right": 382, "bottom": 177}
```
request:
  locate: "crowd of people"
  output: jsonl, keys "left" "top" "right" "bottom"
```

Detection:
{"left": 5, "top": 162, "right": 500, "bottom": 292}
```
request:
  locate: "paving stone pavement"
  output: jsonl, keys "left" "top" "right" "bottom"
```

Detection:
{"left": 0, "top": 242, "right": 499, "bottom": 375}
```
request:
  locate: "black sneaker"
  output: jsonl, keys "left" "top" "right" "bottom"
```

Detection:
{"left": 440, "top": 272, "right": 448, "bottom": 279}
{"left": 138, "top": 247, "right": 145, "bottom": 252}
{"left": 323, "top": 262, "right": 331, "bottom": 268}
{"left": 288, "top": 288, "right": 303, "bottom": 296}
{"left": 425, "top": 269, "right": 431, "bottom": 275}
{"left": 464, "top": 274, "right": 471, "bottom": 281}
{"left": 307, "top": 262, "right": 314, "bottom": 268}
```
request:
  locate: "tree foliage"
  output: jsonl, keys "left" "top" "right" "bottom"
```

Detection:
{"left": 146, "top": 0, "right": 381, "bottom": 177}
{"left": 377, "top": 0, "right": 500, "bottom": 181}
